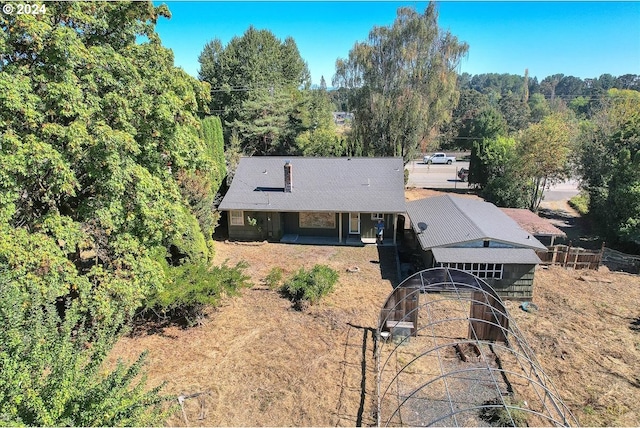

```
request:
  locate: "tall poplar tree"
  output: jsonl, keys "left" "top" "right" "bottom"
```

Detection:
{"left": 333, "top": 2, "right": 468, "bottom": 163}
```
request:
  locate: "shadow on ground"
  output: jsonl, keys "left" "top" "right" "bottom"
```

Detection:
{"left": 376, "top": 245, "right": 401, "bottom": 287}
{"left": 333, "top": 323, "right": 378, "bottom": 427}
{"left": 538, "top": 207, "right": 602, "bottom": 250}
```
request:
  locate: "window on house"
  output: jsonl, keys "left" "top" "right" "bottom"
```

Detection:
{"left": 230, "top": 210, "right": 244, "bottom": 226}
{"left": 439, "top": 262, "right": 504, "bottom": 279}
{"left": 371, "top": 213, "right": 384, "bottom": 220}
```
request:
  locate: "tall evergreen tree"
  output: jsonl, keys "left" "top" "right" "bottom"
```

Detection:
{"left": 198, "top": 27, "right": 311, "bottom": 154}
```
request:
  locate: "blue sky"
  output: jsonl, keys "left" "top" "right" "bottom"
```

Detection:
{"left": 154, "top": 1, "right": 640, "bottom": 86}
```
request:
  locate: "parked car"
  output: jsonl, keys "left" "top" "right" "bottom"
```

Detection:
{"left": 423, "top": 152, "right": 456, "bottom": 165}
{"left": 457, "top": 167, "right": 469, "bottom": 182}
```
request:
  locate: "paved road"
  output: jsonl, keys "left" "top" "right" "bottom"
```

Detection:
{"left": 406, "top": 160, "right": 470, "bottom": 189}
{"left": 544, "top": 180, "right": 580, "bottom": 202}
{"left": 406, "top": 160, "right": 579, "bottom": 199}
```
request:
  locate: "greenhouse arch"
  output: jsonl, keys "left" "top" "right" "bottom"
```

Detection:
{"left": 376, "top": 267, "right": 577, "bottom": 427}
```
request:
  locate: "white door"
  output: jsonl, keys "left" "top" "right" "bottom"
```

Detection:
{"left": 349, "top": 213, "right": 360, "bottom": 234}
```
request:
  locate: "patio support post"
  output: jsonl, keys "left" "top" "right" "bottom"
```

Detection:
{"left": 339, "top": 212, "right": 343, "bottom": 243}
{"left": 393, "top": 213, "right": 397, "bottom": 245}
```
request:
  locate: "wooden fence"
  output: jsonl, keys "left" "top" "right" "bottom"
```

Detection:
{"left": 536, "top": 243, "right": 604, "bottom": 270}
{"left": 537, "top": 243, "right": 640, "bottom": 273}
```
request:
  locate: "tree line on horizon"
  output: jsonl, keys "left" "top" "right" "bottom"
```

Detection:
{"left": 0, "top": 1, "right": 638, "bottom": 425}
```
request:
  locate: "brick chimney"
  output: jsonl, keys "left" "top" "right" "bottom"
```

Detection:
{"left": 284, "top": 160, "right": 293, "bottom": 192}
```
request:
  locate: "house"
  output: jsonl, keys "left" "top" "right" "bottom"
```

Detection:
{"left": 218, "top": 157, "right": 406, "bottom": 245}
{"left": 405, "top": 195, "right": 548, "bottom": 299}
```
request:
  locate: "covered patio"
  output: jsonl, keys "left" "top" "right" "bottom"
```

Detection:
{"left": 279, "top": 234, "right": 395, "bottom": 246}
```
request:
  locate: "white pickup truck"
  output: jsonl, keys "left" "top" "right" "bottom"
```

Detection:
{"left": 423, "top": 152, "right": 456, "bottom": 165}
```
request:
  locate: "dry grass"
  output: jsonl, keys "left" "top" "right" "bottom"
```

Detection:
{"left": 404, "top": 187, "right": 481, "bottom": 202}
{"left": 508, "top": 266, "right": 640, "bottom": 426}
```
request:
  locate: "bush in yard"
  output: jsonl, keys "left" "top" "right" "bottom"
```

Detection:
{"left": 264, "top": 267, "right": 284, "bottom": 290}
{"left": 280, "top": 265, "right": 339, "bottom": 310}
{"left": 141, "top": 253, "right": 251, "bottom": 327}
{"left": 478, "top": 397, "right": 528, "bottom": 427}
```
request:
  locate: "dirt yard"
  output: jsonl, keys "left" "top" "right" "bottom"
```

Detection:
{"left": 111, "top": 243, "right": 392, "bottom": 427}
{"left": 109, "top": 189, "right": 640, "bottom": 427}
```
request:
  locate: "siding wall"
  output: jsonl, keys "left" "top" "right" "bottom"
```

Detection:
{"left": 360, "top": 213, "right": 392, "bottom": 240}
{"left": 227, "top": 211, "right": 270, "bottom": 241}
{"left": 484, "top": 264, "right": 535, "bottom": 300}
{"left": 283, "top": 212, "right": 339, "bottom": 237}
{"left": 228, "top": 211, "right": 395, "bottom": 243}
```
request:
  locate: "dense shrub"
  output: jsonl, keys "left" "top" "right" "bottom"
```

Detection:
{"left": 280, "top": 265, "right": 339, "bottom": 309}
{"left": 480, "top": 174, "right": 529, "bottom": 208}
{"left": 141, "top": 255, "right": 251, "bottom": 326}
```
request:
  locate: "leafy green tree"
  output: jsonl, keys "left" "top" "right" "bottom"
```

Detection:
{"left": 471, "top": 108, "right": 508, "bottom": 142}
{"left": 328, "top": 87, "right": 352, "bottom": 112}
{"left": 569, "top": 96, "right": 590, "bottom": 118}
{"left": 518, "top": 113, "right": 577, "bottom": 211}
{"left": 333, "top": 3, "right": 468, "bottom": 163}
{"left": 468, "top": 108, "right": 508, "bottom": 187}
{"left": 579, "top": 89, "right": 640, "bottom": 245}
{"left": 469, "top": 73, "right": 526, "bottom": 96}
{"left": 0, "top": 0, "right": 219, "bottom": 323}
{"left": 528, "top": 93, "right": 551, "bottom": 123}
{"left": 0, "top": 3, "right": 235, "bottom": 424}
{"left": 555, "top": 75, "right": 586, "bottom": 99}
{"left": 231, "top": 86, "right": 293, "bottom": 155}
{"left": 475, "top": 137, "right": 529, "bottom": 208}
{"left": 596, "top": 73, "right": 616, "bottom": 90}
{"left": 540, "top": 73, "right": 564, "bottom": 100}
{"left": 614, "top": 74, "right": 640, "bottom": 91}
{"left": 440, "top": 88, "right": 490, "bottom": 150}
{"left": 498, "top": 92, "right": 531, "bottom": 132}
{"left": 295, "top": 87, "right": 344, "bottom": 156}
{"left": 606, "top": 149, "right": 640, "bottom": 244}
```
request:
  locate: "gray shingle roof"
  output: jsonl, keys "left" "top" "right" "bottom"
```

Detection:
{"left": 432, "top": 247, "right": 542, "bottom": 264}
{"left": 406, "top": 195, "right": 547, "bottom": 251}
{"left": 219, "top": 157, "right": 406, "bottom": 213}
